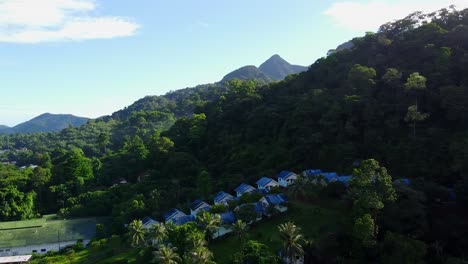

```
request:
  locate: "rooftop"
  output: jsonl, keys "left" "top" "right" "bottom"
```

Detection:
{"left": 0, "top": 255, "right": 32, "bottom": 263}
{"left": 163, "top": 209, "right": 186, "bottom": 221}
{"left": 256, "top": 177, "right": 277, "bottom": 186}
{"left": 234, "top": 183, "right": 256, "bottom": 194}
{"left": 213, "top": 191, "right": 234, "bottom": 203}
{"left": 190, "top": 200, "right": 210, "bottom": 211}
{"left": 277, "top": 170, "right": 296, "bottom": 179}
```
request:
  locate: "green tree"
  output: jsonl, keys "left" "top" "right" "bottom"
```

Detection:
{"left": 382, "top": 68, "right": 402, "bottom": 84}
{"left": 234, "top": 204, "right": 257, "bottom": 224}
{"left": 404, "top": 72, "right": 427, "bottom": 107}
{"left": 128, "top": 219, "right": 146, "bottom": 247}
{"left": 187, "top": 247, "right": 215, "bottom": 264}
{"left": 353, "top": 213, "right": 376, "bottom": 248}
{"left": 153, "top": 245, "right": 182, "bottom": 264}
{"left": 348, "top": 64, "right": 377, "bottom": 92}
{"left": 234, "top": 240, "right": 279, "bottom": 264}
{"left": 196, "top": 170, "right": 212, "bottom": 199}
{"left": 278, "top": 222, "right": 305, "bottom": 264}
{"left": 149, "top": 223, "right": 168, "bottom": 246}
{"left": 0, "top": 186, "right": 36, "bottom": 221}
{"left": 232, "top": 220, "right": 249, "bottom": 254}
{"left": 350, "top": 159, "right": 396, "bottom": 241}
{"left": 380, "top": 232, "right": 427, "bottom": 264}
{"left": 404, "top": 105, "right": 429, "bottom": 136}
{"left": 196, "top": 211, "right": 221, "bottom": 240}
{"left": 97, "top": 132, "right": 111, "bottom": 153}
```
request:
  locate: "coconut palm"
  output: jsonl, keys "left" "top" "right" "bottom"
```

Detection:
{"left": 232, "top": 219, "right": 248, "bottom": 245}
{"left": 153, "top": 245, "right": 182, "bottom": 264}
{"left": 128, "top": 219, "right": 146, "bottom": 247}
{"left": 149, "top": 223, "right": 168, "bottom": 246}
{"left": 187, "top": 247, "right": 215, "bottom": 264}
{"left": 197, "top": 211, "right": 221, "bottom": 240}
{"left": 278, "top": 222, "right": 304, "bottom": 264}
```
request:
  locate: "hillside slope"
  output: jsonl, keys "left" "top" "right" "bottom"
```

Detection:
{"left": 1, "top": 113, "right": 89, "bottom": 134}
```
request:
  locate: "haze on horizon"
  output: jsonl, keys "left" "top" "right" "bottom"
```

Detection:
{"left": 1, "top": 0, "right": 466, "bottom": 126}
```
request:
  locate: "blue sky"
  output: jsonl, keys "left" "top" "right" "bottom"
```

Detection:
{"left": 0, "top": 0, "right": 465, "bottom": 126}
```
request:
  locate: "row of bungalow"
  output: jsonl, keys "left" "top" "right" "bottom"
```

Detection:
{"left": 138, "top": 168, "right": 411, "bottom": 235}
{"left": 136, "top": 170, "right": 299, "bottom": 234}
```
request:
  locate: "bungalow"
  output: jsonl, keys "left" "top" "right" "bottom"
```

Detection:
{"left": 320, "top": 172, "right": 338, "bottom": 182}
{"left": 213, "top": 212, "right": 237, "bottom": 239}
{"left": 163, "top": 209, "right": 187, "bottom": 224}
{"left": 260, "top": 194, "right": 288, "bottom": 214}
{"left": 276, "top": 171, "right": 298, "bottom": 187}
{"left": 260, "top": 193, "right": 287, "bottom": 208}
{"left": 256, "top": 177, "right": 280, "bottom": 192}
{"left": 234, "top": 183, "right": 257, "bottom": 197}
{"left": 190, "top": 200, "right": 211, "bottom": 217}
{"left": 171, "top": 215, "right": 196, "bottom": 226}
{"left": 141, "top": 216, "right": 159, "bottom": 230}
{"left": 213, "top": 191, "right": 237, "bottom": 205}
{"left": 219, "top": 212, "right": 236, "bottom": 225}
{"left": 303, "top": 169, "right": 322, "bottom": 177}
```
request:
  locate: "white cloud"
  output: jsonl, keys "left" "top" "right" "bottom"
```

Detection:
{"left": 0, "top": 0, "right": 139, "bottom": 43}
{"left": 324, "top": 0, "right": 468, "bottom": 33}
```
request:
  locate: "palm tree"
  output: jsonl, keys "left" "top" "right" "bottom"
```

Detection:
{"left": 153, "top": 245, "right": 182, "bottom": 264}
{"left": 197, "top": 211, "right": 221, "bottom": 240}
{"left": 232, "top": 220, "right": 248, "bottom": 245}
{"left": 187, "top": 247, "right": 215, "bottom": 264}
{"left": 232, "top": 219, "right": 248, "bottom": 258}
{"left": 278, "top": 222, "right": 304, "bottom": 264}
{"left": 149, "top": 223, "right": 168, "bottom": 246}
{"left": 128, "top": 219, "right": 146, "bottom": 247}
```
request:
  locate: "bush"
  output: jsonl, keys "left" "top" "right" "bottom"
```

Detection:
{"left": 73, "top": 241, "right": 84, "bottom": 251}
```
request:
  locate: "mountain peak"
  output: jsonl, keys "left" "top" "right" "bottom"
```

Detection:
{"left": 263, "top": 54, "right": 287, "bottom": 63}
{"left": 259, "top": 54, "right": 307, "bottom": 81}
{"left": 221, "top": 54, "right": 307, "bottom": 83}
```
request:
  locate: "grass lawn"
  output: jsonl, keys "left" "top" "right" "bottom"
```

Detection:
{"left": 0, "top": 215, "right": 108, "bottom": 248}
{"left": 209, "top": 199, "right": 350, "bottom": 263}
{"left": 29, "top": 237, "right": 140, "bottom": 264}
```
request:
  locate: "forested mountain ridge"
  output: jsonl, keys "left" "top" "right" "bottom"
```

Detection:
{"left": 221, "top": 54, "right": 307, "bottom": 82}
{"left": 0, "top": 113, "right": 89, "bottom": 134}
{"left": 1, "top": 7, "right": 468, "bottom": 263}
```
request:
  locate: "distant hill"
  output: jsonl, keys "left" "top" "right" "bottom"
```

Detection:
{"left": 221, "top": 65, "right": 273, "bottom": 83}
{"left": 221, "top": 54, "right": 307, "bottom": 82}
{"left": 0, "top": 113, "right": 89, "bottom": 134}
{"left": 113, "top": 54, "right": 306, "bottom": 121}
{"left": 258, "top": 54, "right": 308, "bottom": 81}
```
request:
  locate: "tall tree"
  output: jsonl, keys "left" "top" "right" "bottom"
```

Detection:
{"left": 404, "top": 72, "right": 427, "bottom": 107}
{"left": 404, "top": 105, "right": 429, "bottom": 136}
{"left": 153, "top": 245, "right": 182, "bottom": 264}
{"left": 278, "top": 222, "right": 305, "bottom": 264}
{"left": 196, "top": 211, "right": 221, "bottom": 240}
{"left": 128, "top": 219, "right": 146, "bottom": 247}
{"left": 232, "top": 220, "right": 249, "bottom": 254}
{"left": 187, "top": 247, "right": 215, "bottom": 264}
{"left": 149, "top": 223, "right": 168, "bottom": 247}
{"left": 349, "top": 159, "right": 396, "bottom": 245}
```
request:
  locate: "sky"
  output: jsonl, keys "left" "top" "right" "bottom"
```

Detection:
{"left": 0, "top": 0, "right": 467, "bottom": 126}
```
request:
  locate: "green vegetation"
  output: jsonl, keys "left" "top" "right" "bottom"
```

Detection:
{"left": 1, "top": 6, "right": 468, "bottom": 264}
{"left": 210, "top": 201, "right": 347, "bottom": 263}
